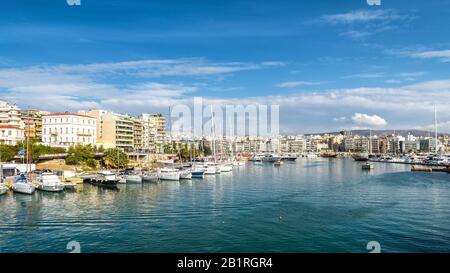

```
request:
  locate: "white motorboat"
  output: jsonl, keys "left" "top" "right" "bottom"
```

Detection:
{"left": 306, "top": 152, "right": 318, "bottom": 159}
{"left": 124, "top": 173, "right": 143, "bottom": 184}
{"left": 142, "top": 172, "right": 159, "bottom": 182}
{"left": 0, "top": 184, "right": 8, "bottom": 196}
{"left": 87, "top": 171, "right": 119, "bottom": 186}
{"left": 219, "top": 163, "right": 233, "bottom": 172}
{"left": 12, "top": 175, "right": 35, "bottom": 195}
{"left": 35, "top": 172, "right": 65, "bottom": 192}
{"left": 179, "top": 170, "right": 192, "bottom": 179}
{"left": 261, "top": 153, "right": 281, "bottom": 162}
{"left": 158, "top": 168, "right": 180, "bottom": 181}
{"left": 203, "top": 162, "right": 219, "bottom": 175}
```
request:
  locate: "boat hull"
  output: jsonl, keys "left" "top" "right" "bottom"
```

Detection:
{"left": 159, "top": 172, "right": 180, "bottom": 181}
{"left": 143, "top": 174, "right": 159, "bottom": 182}
{"left": 12, "top": 183, "right": 35, "bottom": 195}
{"left": 125, "top": 175, "right": 143, "bottom": 184}
{"left": 37, "top": 184, "right": 65, "bottom": 192}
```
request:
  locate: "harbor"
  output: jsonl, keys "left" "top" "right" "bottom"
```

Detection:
{"left": 1, "top": 157, "right": 449, "bottom": 253}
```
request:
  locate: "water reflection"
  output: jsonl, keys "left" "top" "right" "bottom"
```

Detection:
{"left": 0, "top": 159, "right": 448, "bottom": 253}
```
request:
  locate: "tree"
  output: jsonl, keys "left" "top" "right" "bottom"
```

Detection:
{"left": 65, "top": 144, "right": 96, "bottom": 166}
{"left": 102, "top": 148, "right": 129, "bottom": 169}
{"left": 0, "top": 145, "right": 15, "bottom": 162}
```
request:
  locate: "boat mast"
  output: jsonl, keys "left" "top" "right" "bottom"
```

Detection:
{"left": 210, "top": 105, "right": 216, "bottom": 163}
{"left": 434, "top": 104, "right": 438, "bottom": 153}
{"left": 168, "top": 107, "right": 175, "bottom": 167}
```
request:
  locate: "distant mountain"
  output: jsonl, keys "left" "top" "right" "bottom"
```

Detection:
{"left": 308, "top": 129, "right": 450, "bottom": 137}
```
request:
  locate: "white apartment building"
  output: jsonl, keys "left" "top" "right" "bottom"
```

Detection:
{"left": 42, "top": 113, "right": 97, "bottom": 148}
{"left": 0, "top": 125, "right": 25, "bottom": 145}
{"left": 0, "top": 100, "right": 24, "bottom": 128}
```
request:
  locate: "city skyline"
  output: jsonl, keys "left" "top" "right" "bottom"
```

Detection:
{"left": 1, "top": 1, "right": 450, "bottom": 134}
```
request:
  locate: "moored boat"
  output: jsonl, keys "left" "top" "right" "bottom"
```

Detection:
{"left": 179, "top": 169, "right": 193, "bottom": 179}
{"left": 142, "top": 171, "right": 159, "bottom": 182}
{"left": 219, "top": 163, "right": 233, "bottom": 172}
{"left": 35, "top": 171, "right": 65, "bottom": 192}
{"left": 12, "top": 175, "right": 35, "bottom": 195}
{"left": 158, "top": 168, "right": 180, "bottom": 181}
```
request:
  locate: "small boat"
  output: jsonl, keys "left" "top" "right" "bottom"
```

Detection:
{"left": 306, "top": 152, "right": 318, "bottom": 158}
{"left": 87, "top": 171, "right": 119, "bottom": 186}
{"left": 158, "top": 168, "right": 180, "bottom": 181}
{"left": 203, "top": 162, "right": 219, "bottom": 175}
{"left": 142, "top": 171, "right": 159, "bottom": 182}
{"left": 219, "top": 163, "right": 233, "bottom": 172}
{"left": 12, "top": 175, "right": 35, "bottom": 195}
{"left": 261, "top": 153, "right": 281, "bottom": 162}
{"left": 35, "top": 171, "right": 65, "bottom": 192}
{"left": 362, "top": 162, "right": 374, "bottom": 170}
{"left": 0, "top": 184, "right": 8, "bottom": 196}
{"left": 179, "top": 170, "right": 193, "bottom": 179}
{"left": 125, "top": 174, "right": 143, "bottom": 184}
{"left": 191, "top": 169, "right": 204, "bottom": 178}
{"left": 281, "top": 155, "right": 298, "bottom": 161}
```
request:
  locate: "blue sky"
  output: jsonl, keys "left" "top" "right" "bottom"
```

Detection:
{"left": 1, "top": 0, "right": 450, "bottom": 133}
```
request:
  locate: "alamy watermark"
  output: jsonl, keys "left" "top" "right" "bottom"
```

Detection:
{"left": 170, "top": 97, "right": 279, "bottom": 138}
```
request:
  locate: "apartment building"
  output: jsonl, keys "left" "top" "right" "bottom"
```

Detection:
{"left": 21, "top": 109, "right": 49, "bottom": 140}
{"left": 0, "top": 125, "right": 25, "bottom": 145}
{"left": 42, "top": 113, "right": 97, "bottom": 148}
{"left": 0, "top": 100, "right": 24, "bottom": 129}
{"left": 80, "top": 110, "right": 134, "bottom": 152}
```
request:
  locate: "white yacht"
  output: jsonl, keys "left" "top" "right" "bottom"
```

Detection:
{"left": 219, "top": 163, "right": 233, "bottom": 172}
{"left": 35, "top": 171, "right": 65, "bottom": 192}
{"left": 12, "top": 175, "right": 35, "bottom": 195}
{"left": 261, "top": 153, "right": 281, "bottom": 162}
{"left": 158, "top": 168, "right": 180, "bottom": 181}
{"left": 203, "top": 162, "right": 219, "bottom": 175}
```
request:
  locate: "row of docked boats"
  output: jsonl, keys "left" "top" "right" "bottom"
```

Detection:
{"left": 0, "top": 170, "right": 75, "bottom": 195}
{"left": 81, "top": 160, "right": 247, "bottom": 187}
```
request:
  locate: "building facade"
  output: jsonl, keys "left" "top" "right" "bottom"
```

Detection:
{"left": 42, "top": 113, "right": 97, "bottom": 148}
{"left": 0, "top": 100, "right": 24, "bottom": 129}
{"left": 80, "top": 110, "right": 134, "bottom": 152}
{"left": 0, "top": 125, "right": 25, "bottom": 145}
{"left": 21, "top": 109, "right": 49, "bottom": 140}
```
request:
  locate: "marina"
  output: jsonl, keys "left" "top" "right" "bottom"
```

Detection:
{"left": 1, "top": 158, "right": 449, "bottom": 253}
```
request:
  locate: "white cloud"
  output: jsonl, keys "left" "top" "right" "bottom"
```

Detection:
{"left": 410, "top": 50, "right": 450, "bottom": 62}
{"left": 351, "top": 113, "right": 387, "bottom": 127}
{"left": 320, "top": 9, "right": 406, "bottom": 24}
{"left": 276, "top": 81, "right": 320, "bottom": 88}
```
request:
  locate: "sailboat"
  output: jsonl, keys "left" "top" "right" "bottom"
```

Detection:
{"left": 158, "top": 107, "right": 181, "bottom": 181}
{"left": 12, "top": 111, "right": 35, "bottom": 195}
